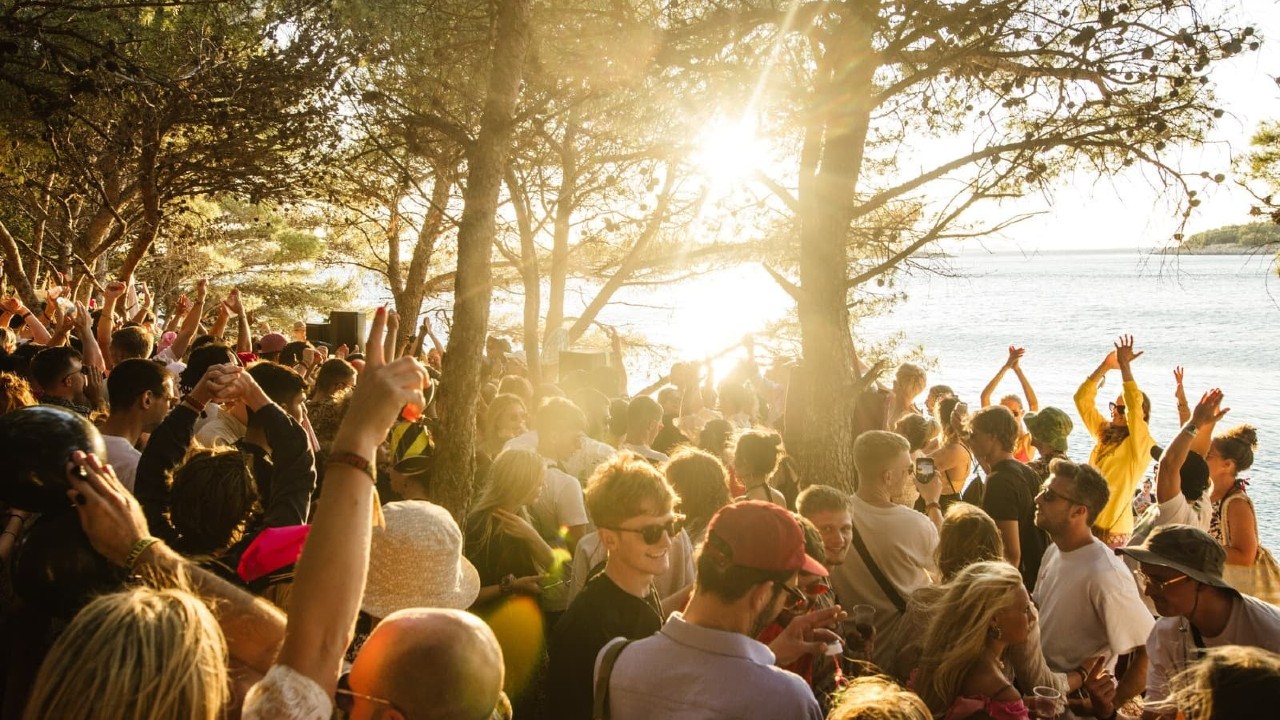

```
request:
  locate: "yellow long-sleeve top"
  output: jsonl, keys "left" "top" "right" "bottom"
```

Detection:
{"left": 1074, "top": 377, "right": 1156, "bottom": 536}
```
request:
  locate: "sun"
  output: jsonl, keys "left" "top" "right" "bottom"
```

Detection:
{"left": 692, "top": 117, "right": 768, "bottom": 186}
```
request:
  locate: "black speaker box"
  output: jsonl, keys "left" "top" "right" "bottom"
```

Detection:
{"left": 306, "top": 322, "right": 331, "bottom": 346}
{"left": 558, "top": 350, "right": 611, "bottom": 377}
{"left": 329, "top": 311, "right": 367, "bottom": 351}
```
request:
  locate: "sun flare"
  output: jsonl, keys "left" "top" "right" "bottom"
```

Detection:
{"left": 692, "top": 117, "right": 768, "bottom": 186}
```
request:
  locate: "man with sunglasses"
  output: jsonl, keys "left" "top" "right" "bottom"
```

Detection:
{"left": 29, "top": 345, "right": 94, "bottom": 416}
{"left": 1115, "top": 524, "right": 1280, "bottom": 718}
{"left": 598, "top": 501, "right": 831, "bottom": 720}
{"left": 1034, "top": 459, "right": 1154, "bottom": 716}
{"left": 547, "top": 453, "right": 679, "bottom": 719}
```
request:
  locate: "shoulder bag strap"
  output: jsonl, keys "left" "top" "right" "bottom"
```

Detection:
{"left": 849, "top": 519, "right": 907, "bottom": 613}
{"left": 593, "top": 638, "right": 634, "bottom": 720}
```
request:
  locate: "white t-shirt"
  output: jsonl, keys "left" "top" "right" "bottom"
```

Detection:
{"left": 100, "top": 435, "right": 141, "bottom": 492}
{"left": 831, "top": 494, "right": 938, "bottom": 669}
{"left": 1146, "top": 594, "right": 1280, "bottom": 705}
{"left": 530, "top": 465, "right": 590, "bottom": 538}
{"left": 1034, "top": 538, "right": 1155, "bottom": 672}
{"left": 194, "top": 409, "right": 245, "bottom": 448}
{"left": 504, "top": 431, "right": 616, "bottom": 484}
{"left": 620, "top": 443, "right": 669, "bottom": 464}
{"left": 1130, "top": 493, "right": 1213, "bottom": 546}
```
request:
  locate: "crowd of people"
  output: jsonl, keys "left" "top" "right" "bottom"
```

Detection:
{"left": 1, "top": 278, "right": 1279, "bottom": 720}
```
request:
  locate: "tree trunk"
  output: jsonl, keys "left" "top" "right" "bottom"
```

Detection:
{"left": 544, "top": 120, "right": 577, "bottom": 343}
{"left": 790, "top": 12, "right": 877, "bottom": 492}
{"left": 0, "top": 221, "right": 38, "bottom": 307}
{"left": 395, "top": 169, "right": 452, "bottom": 339}
{"left": 431, "top": 0, "right": 532, "bottom": 523}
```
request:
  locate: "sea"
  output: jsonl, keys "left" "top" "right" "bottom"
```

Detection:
{"left": 593, "top": 249, "right": 1280, "bottom": 547}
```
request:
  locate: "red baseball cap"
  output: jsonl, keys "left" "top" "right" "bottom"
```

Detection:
{"left": 705, "top": 501, "right": 828, "bottom": 577}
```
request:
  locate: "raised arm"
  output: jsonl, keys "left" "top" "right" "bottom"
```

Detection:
{"left": 210, "top": 301, "right": 231, "bottom": 340}
{"left": 1012, "top": 356, "right": 1039, "bottom": 412}
{"left": 98, "top": 280, "right": 128, "bottom": 369}
{"left": 1, "top": 296, "right": 52, "bottom": 344}
{"left": 1075, "top": 348, "right": 1117, "bottom": 441}
{"left": 274, "top": 308, "right": 428, "bottom": 698}
{"left": 1114, "top": 335, "right": 1151, "bottom": 447}
{"left": 1173, "top": 367, "right": 1190, "bottom": 426}
{"left": 1158, "top": 390, "right": 1229, "bottom": 504}
{"left": 68, "top": 450, "right": 286, "bottom": 675}
{"left": 169, "top": 279, "right": 208, "bottom": 361}
{"left": 131, "top": 283, "right": 153, "bottom": 324}
{"left": 422, "top": 316, "right": 445, "bottom": 356}
{"left": 73, "top": 301, "right": 106, "bottom": 374}
{"left": 222, "top": 289, "right": 252, "bottom": 354}
{"left": 980, "top": 346, "right": 1022, "bottom": 407}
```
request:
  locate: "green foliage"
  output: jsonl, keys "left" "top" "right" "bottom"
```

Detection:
{"left": 140, "top": 197, "right": 354, "bottom": 327}
{"left": 1182, "top": 223, "right": 1280, "bottom": 250}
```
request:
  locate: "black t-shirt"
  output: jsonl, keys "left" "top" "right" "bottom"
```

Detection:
{"left": 546, "top": 573, "right": 664, "bottom": 720}
{"left": 982, "top": 458, "right": 1049, "bottom": 592}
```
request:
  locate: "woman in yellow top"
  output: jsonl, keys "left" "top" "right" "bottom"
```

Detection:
{"left": 1073, "top": 335, "right": 1155, "bottom": 547}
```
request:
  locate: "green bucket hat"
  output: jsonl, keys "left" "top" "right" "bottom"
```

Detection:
{"left": 1115, "top": 524, "right": 1237, "bottom": 593}
{"left": 1024, "top": 406, "right": 1073, "bottom": 453}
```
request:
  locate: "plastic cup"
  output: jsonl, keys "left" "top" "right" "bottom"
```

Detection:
{"left": 849, "top": 604, "right": 875, "bottom": 642}
{"left": 1030, "top": 686, "right": 1064, "bottom": 719}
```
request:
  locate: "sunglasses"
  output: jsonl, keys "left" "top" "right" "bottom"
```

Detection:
{"left": 335, "top": 675, "right": 402, "bottom": 715}
{"left": 605, "top": 515, "right": 685, "bottom": 545}
{"left": 778, "top": 582, "right": 809, "bottom": 612}
{"left": 1136, "top": 570, "right": 1193, "bottom": 592}
{"left": 1038, "top": 483, "right": 1086, "bottom": 506}
{"left": 1109, "top": 402, "right": 1127, "bottom": 415}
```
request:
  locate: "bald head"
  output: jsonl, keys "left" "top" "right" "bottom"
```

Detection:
{"left": 349, "top": 608, "right": 504, "bottom": 720}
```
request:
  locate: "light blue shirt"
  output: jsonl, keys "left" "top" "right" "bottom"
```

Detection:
{"left": 596, "top": 612, "right": 822, "bottom": 720}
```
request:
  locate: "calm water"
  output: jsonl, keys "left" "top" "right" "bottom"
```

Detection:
{"left": 519, "top": 249, "right": 1280, "bottom": 544}
{"left": 855, "top": 250, "right": 1280, "bottom": 547}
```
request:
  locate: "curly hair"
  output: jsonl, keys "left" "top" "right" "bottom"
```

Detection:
{"left": 0, "top": 371, "right": 36, "bottom": 415}
{"left": 169, "top": 448, "right": 260, "bottom": 556}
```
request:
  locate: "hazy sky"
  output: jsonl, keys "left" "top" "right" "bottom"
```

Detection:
{"left": 966, "top": 2, "right": 1280, "bottom": 253}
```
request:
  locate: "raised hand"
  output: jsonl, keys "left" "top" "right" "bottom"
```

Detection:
{"left": 1, "top": 296, "right": 24, "bottom": 315}
{"left": 493, "top": 508, "right": 541, "bottom": 544}
{"left": 335, "top": 343, "right": 349, "bottom": 360}
{"left": 1191, "top": 389, "right": 1230, "bottom": 428}
{"left": 331, "top": 307, "right": 428, "bottom": 451}
{"left": 45, "top": 285, "right": 64, "bottom": 302}
{"left": 768, "top": 604, "right": 846, "bottom": 666}
{"left": 175, "top": 294, "right": 192, "bottom": 316}
{"left": 1113, "top": 334, "right": 1143, "bottom": 369}
{"left": 66, "top": 451, "right": 149, "bottom": 567}
{"left": 104, "top": 280, "right": 127, "bottom": 300}
{"left": 189, "top": 363, "right": 245, "bottom": 407}
{"left": 84, "top": 364, "right": 106, "bottom": 408}
{"left": 223, "top": 288, "right": 244, "bottom": 316}
{"left": 72, "top": 300, "right": 93, "bottom": 335}
{"left": 194, "top": 278, "right": 208, "bottom": 300}
{"left": 1005, "top": 345, "right": 1026, "bottom": 369}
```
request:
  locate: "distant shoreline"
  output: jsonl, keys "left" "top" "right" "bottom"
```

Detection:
{"left": 1168, "top": 244, "right": 1277, "bottom": 256}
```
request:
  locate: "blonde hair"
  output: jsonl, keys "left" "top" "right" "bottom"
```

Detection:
{"left": 24, "top": 587, "right": 228, "bottom": 720}
{"left": 915, "top": 561, "right": 1023, "bottom": 714}
{"left": 936, "top": 503, "right": 1005, "bottom": 582}
{"left": 828, "top": 675, "right": 931, "bottom": 720}
{"left": 853, "top": 431, "right": 910, "bottom": 486}
{"left": 1168, "top": 645, "right": 1280, "bottom": 720}
{"left": 467, "top": 448, "right": 546, "bottom": 563}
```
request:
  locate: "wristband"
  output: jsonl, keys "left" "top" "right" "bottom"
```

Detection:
{"left": 182, "top": 395, "right": 207, "bottom": 414}
{"left": 329, "top": 451, "right": 375, "bottom": 482}
{"left": 125, "top": 536, "right": 161, "bottom": 572}
{"left": 18, "top": 311, "right": 31, "bottom": 320}
{"left": 925, "top": 502, "right": 942, "bottom": 512}
{"left": 1182, "top": 423, "right": 1198, "bottom": 438}
{"left": 500, "top": 574, "right": 515, "bottom": 596}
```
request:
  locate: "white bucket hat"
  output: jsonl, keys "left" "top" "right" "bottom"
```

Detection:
{"left": 362, "top": 501, "right": 481, "bottom": 619}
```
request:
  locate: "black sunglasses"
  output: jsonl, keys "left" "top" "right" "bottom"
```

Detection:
{"left": 605, "top": 515, "right": 685, "bottom": 544}
{"left": 335, "top": 674, "right": 402, "bottom": 715}
{"left": 1038, "top": 483, "right": 1086, "bottom": 506}
{"left": 1109, "top": 402, "right": 1126, "bottom": 415}
{"left": 779, "top": 582, "right": 808, "bottom": 611}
